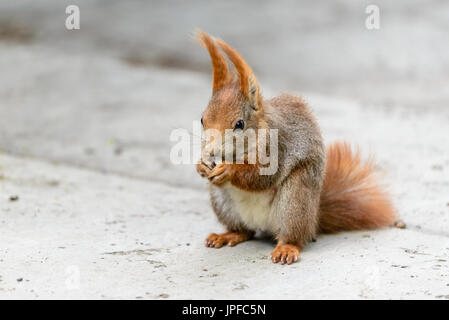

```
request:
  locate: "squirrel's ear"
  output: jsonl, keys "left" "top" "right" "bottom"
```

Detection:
{"left": 195, "top": 30, "right": 230, "bottom": 93}
{"left": 215, "top": 38, "right": 261, "bottom": 109}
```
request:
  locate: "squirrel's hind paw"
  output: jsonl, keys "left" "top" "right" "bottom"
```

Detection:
{"left": 205, "top": 231, "right": 252, "bottom": 248}
{"left": 271, "top": 243, "right": 300, "bottom": 265}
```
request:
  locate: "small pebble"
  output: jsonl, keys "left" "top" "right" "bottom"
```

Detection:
{"left": 394, "top": 220, "right": 406, "bottom": 229}
{"left": 9, "top": 195, "right": 19, "bottom": 201}
{"left": 114, "top": 147, "right": 123, "bottom": 155}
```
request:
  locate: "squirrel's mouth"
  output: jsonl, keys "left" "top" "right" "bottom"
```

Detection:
{"left": 202, "top": 158, "right": 216, "bottom": 170}
{"left": 202, "top": 151, "right": 253, "bottom": 167}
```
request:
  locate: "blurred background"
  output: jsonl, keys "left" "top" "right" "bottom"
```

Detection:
{"left": 2, "top": 0, "right": 449, "bottom": 107}
{"left": 0, "top": 0, "right": 448, "bottom": 189}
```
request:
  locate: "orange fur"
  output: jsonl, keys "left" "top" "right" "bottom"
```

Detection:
{"left": 215, "top": 38, "right": 261, "bottom": 105}
{"left": 319, "top": 142, "right": 397, "bottom": 233}
{"left": 195, "top": 30, "right": 230, "bottom": 92}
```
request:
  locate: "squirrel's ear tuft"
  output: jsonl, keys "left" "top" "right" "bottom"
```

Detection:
{"left": 195, "top": 29, "right": 230, "bottom": 93}
{"left": 215, "top": 38, "right": 261, "bottom": 109}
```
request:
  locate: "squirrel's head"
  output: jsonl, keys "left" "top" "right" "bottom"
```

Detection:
{"left": 196, "top": 30, "right": 265, "bottom": 161}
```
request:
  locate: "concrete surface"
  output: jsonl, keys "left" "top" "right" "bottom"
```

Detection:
{"left": 0, "top": 152, "right": 448, "bottom": 299}
{"left": 0, "top": 1, "right": 448, "bottom": 299}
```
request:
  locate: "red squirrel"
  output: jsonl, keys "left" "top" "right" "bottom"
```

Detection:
{"left": 195, "top": 30, "right": 398, "bottom": 265}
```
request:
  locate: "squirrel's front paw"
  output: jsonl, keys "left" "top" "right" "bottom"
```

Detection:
{"left": 196, "top": 161, "right": 212, "bottom": 178}
{"left": 207, "top": 163, "right": 231, "bottom": 186}
{"left": 271, "top": 243, "right": 300, "bottom": 265}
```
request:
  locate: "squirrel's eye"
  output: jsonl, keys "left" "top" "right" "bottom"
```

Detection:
{"left": 201, "top": 117, "right": 203, "bottom": 126}
{"left": 234, "top": 120, "right": 244, "bottom": 131}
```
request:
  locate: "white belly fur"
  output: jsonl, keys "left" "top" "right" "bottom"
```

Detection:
{"left": 226, "top": 185, "right": 276, "bottom": 233}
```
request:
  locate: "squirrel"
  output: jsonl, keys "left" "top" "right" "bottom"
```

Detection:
{"left": 195, "top": 30, "right": 399, "bottom": 265}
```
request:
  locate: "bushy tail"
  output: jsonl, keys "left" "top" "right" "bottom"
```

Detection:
{"left": 318, "top": 142, "right": 397, "bottom": 233}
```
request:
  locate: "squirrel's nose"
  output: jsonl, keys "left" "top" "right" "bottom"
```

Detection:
{"left": 201, "top": 145, "right": 217, "bottom": 169}
{"left": 204, "top": 142, "right": 219, "bottom": 157}
{"left": 203, "top": 142, "right": 221, "bottom": 168}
